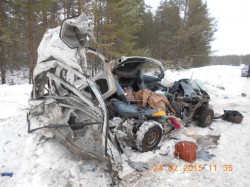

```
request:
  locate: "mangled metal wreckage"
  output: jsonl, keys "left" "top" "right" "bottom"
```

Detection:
{"left": 27, "top": 13, "right": 214, "bottom": 174}
{"left": 28, "top": 13, "right": 124, "bottom": 173}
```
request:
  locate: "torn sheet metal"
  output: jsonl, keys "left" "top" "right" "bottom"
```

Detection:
{"left": 28, "top": 13, "right": 122, "bottom": 172}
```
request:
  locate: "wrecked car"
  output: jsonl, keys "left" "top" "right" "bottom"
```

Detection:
{"left": 168, "top": 79, "right": 214, "bottom": 127}
{"left": 27, "top": 13, "right": 214, "bottom": 175}
{"left": 28, "top": 14, "right": 124, "bottom": 175}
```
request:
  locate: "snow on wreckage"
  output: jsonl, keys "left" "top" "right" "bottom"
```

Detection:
{"left": 27, "top": 13, "right": 216, "bottom": 181}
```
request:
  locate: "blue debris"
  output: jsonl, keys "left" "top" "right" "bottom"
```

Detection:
{"left": 88, "top": 168, "right": 96, "bottom": 172}
{"left": 1, "top": 172, "right": 14, "bottom": 177}
{"left": 197, "top": 149, "right": 215, "bottom": 161}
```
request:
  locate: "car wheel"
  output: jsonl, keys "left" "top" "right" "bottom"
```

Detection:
{"left": 198, "top": 108, "right": 214, "bottom": 128}
{"left": 135, "top": 121, "right": 163, "bottom": 152}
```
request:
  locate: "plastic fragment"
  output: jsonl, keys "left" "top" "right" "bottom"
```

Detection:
{"left": 1, "top": 172, "right": 14, "bottom": 177}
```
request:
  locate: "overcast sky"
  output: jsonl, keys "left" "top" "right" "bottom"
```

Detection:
{"left": 145, "top": 0, "right": 250, "bottom": 56}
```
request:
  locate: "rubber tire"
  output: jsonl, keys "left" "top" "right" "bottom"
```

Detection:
{"left": 198, "top": 108, "right": 214, "bottom": 128}
{"left": 136, "top": 122, "right": 163, "bottom": 152}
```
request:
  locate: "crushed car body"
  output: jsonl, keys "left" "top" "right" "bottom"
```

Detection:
{"left": 27, "top": 13, "right": 214, "bottom": 175}
{"left": 28, "top": 13, "right": 123, "bottom": 174}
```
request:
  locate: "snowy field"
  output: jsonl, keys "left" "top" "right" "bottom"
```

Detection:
{"left": 0, "top": 65, "right": 250, "bottom": 187}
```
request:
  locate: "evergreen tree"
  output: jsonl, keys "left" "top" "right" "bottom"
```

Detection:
{"left": 0, "top": 1, "right": 8, "bottom": 84}
{"left": 181, "top": 0, "right": 216, "bottom": 66}
{"left": 154, "top": 0, "right": 182, "bottom": 61}
{"left": 135, "top": 9, "right": 154, "bottom": 56}
{"left": 153, "top": 0, "right": 216, "bottom": 67}
{"left": 0, "top": 0, "right": 219, "bottom": 84}
{"left": 91, "top": 0, "right": 143, "bottom": 59}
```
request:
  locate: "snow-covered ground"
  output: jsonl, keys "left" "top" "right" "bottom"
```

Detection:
{"left": 0, "top": 65, "right": 250, "bottom": 187}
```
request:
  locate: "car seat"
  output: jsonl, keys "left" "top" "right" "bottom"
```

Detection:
{"left": 111, "top": 80, "right": 158, "bottom": 119}
{"left": 137, "top": 70, "right": 146, "bottom": 90}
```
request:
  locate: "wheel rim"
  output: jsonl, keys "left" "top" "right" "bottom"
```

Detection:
{"left": 144, "top": 129, "right": 160, "bottom": 149}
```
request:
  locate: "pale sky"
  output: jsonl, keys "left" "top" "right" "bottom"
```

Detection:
{"left": 145, "top": 0, "right": 250, "bottom": 56}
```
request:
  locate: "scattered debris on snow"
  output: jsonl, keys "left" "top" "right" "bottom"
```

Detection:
{"left": 1, "top": 64, "right": 250, "bottom": 186}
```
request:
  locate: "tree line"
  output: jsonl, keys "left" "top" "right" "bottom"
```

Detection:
{"left": 211, "top": 55, "right": 250, "bottom": 66}
{"left": 0, "top": 0, "right": 216, "bottom": 84}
